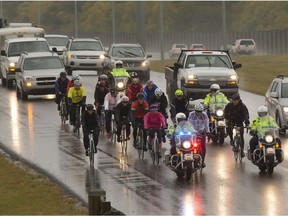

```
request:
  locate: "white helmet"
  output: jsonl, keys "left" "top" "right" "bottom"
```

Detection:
{"left": 154, "top": 88, "right": 163, "bottom": 97}
{"left": 175, "top": 112, "right": 186, "bottom": 123}
{"left": 210, "top": 84, "right": 220, "bottom": 91}
{"left": 74, "top": 80, "right": 81, "bottom": 86}
{"left": 194, "top": 103, "right": 204, "bottom": 112}
{"left": 115, "top": 60, "right": 123, "bottom": 67}
{"left": 257, "top": 105, "right": 268, "bottom": 117}
{"left": 72, "top": 74, "right": 81, "bottom": 81}
{"left": 121, "top": 96, "right": 129, "bottom": 102}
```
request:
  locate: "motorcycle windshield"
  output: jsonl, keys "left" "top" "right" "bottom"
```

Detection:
{"left": 210, "top": 102, "right": 226, "bottom": 115}
{"left": 257, "top": 115, "right": 279, "bottom": 137}
{"left": 174, "top": 121, "right": 197, "bottom": 143}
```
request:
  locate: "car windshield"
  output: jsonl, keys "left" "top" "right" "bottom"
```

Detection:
{"left": 112, "top": 46, "right": 145, "bottom": 58}
{"left": 45, "top": 37, "right": 69, "bottom": 46}
{"left": 192, "top": 45, "right": 204, "bottom": 48}
{"left": 281, "top": 83, "right": 288, "bottom": 98}
{"left": 176, "top": 44, "right": 186, "bottom": 48}
{"left": 185, "top": 55, "right": 232, "bottom": 68}
{"left": 8, "top": 41, "right": 50, "bottom": 57}
{"left": 70, "top": 41, "right": 103, "bottom": 51}
{"left": 240, "top": 40, "right": 255, "bottom": 45}
{"left": 24, "top": 56, "right": 63, "bottom": 70}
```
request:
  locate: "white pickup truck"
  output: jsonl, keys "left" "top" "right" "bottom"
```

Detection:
{"left": 165, "top": 50, "right": 242, "bottom": 100}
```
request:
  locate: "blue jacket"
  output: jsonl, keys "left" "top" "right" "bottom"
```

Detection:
{"left": 55, "top": 78, "right": 70, "bottom": 94}
{"left": 144, "top": 84, "right": 158, "bottom": 104}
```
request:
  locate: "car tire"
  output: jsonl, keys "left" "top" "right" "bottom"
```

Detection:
{"left": 7, "top": 79, "right": 13, "bottom": 89}
{"left": 276, "top": 112, "right": 286, "bottom": 136}
{"left": 16, "top": 84, "right": 21, "bottom": 99}
{"left": 20, "top": 84, "right": 28, "bottom": 101}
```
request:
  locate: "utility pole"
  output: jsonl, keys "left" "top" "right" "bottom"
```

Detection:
{"left": 75, "top": 0, "right": 78, "bottom": 37}
{"left": 222, "top": 1, "right": 227, "bottom": 49}
{"left": 160, "top": 1, "right": 164, "bottom": 61}
{"left": 136, "top": 1, "right": 145, "bottom": 51}
{"left": 112, "top": 1, "right": 115, "bottom": 43}
{"left": 37, "top": 1, "right": 41, "bottom": 27}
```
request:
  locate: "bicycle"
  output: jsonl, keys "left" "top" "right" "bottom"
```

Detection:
{"left": 136, "top": 123, "right": 145, "bottom": 160}
{"left": 120, "top": 119, "right": 129, "bottom": 153}
{"left": 148, "top": 128, "right": 162, "bottom": 165}
{"left": 74, "top": 104, "right": 81, "bottom": 138}
{"left": 88, "top": 130, "right": 96, "bottom": 166}
{"left": 99, "top": 106, "right": 105, "bottom": 135}
{"left": 59, "top": 95, "right": 68, "bottom": 124}
{"left": 232, "top": 126, "right": 248, "bottom": 163}
{"left": 110, "top": 111, "right": 117, "bottom": 143}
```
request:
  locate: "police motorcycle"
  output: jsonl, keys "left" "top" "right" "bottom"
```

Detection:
{"left": 164, "top": 121, "right": 203, "bottom": 181}
{"left": 208, "top": 102, "right": 226, "bottom": 144}
{"left": 114, "top": 76, "right": 129, "bottom": 96}
{"left": 247, "top": 116, "right": 284, "bottom": 174}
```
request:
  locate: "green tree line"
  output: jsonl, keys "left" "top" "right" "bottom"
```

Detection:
{"left": 3, "top": 1, "right": 288, "bottom": 34}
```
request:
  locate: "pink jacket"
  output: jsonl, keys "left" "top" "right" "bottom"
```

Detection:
{"left": 144, "top": 112, "right": 167, "bottom": 129}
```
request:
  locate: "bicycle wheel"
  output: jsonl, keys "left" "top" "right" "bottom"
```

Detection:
{"left": 150, "top": 139, "right": 156, "bottom": 164}
{"left": 155, "top": 138, "right": 160, "bottom": 165}
{"left": 238, "top": 137, "right": 243, "bottom": 163}
{"left": 60, "top": 101, "right": 65, "bottom": 124}
{"left": 100, "top": 113, "right": 105, "bottom": 135}
{"left": 233, "top": 137, "right": 238, "bottom": 162}
{"left": 89, "top": 137, "right": 95, "bottom": 166}
{"left": 137, "top": 129, "right": 144, "bottom": 160}
{"left": 110, "top": 119, "right": 115, "bottom": 143}
{"left": 121, "top": 127, "right": 127, "bottom": 153}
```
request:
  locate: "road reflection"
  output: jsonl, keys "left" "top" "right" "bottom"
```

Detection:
{"left": 10, "top": 97, "right": 21, "bottom": 153}
{"left": 264, "top": 184, "right": 278, "bottom": 216}
{"left": 27, "top": 103, "right": 34, "bottom": 140}
{"left": 182, "top": 191, "right": 203, "bottom": 216}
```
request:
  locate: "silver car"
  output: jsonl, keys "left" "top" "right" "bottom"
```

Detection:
{"left": 44, "top": 34, "right": 69, "bottom": 57}
{"left": 231, "top": 39, "right": 256, "bottom": 55}
{"left": 265, "top": 75, "right": 288, "bottom": 135}
{"left": 169, "top": 43, "right": 188, "bottom": 58}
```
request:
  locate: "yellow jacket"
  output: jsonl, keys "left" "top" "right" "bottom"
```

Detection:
{"left": 204, "top": 92, "right": 229, "bottom": 107}
{"left": 111, "top": 68, "right": 130, "bottom": 77}
{"left": 68, "top": 86, "right": 86, "bottom": 104}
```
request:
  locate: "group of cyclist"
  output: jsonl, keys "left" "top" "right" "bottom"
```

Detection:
{"left": 55, "top": 61, "right": 281, "bottom": 164}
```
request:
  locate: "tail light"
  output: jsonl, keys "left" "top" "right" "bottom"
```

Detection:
{"left": 237, "top": 45, "right": 240, "bottom": 49}
{"left": 193, "top": 143, "right": 198, "bottom": 148}
{"left": 203, "top": 47, "right": 206, "bottom": 50}
{"left": 254, "top": 44, "right": 256, "bottom": 49}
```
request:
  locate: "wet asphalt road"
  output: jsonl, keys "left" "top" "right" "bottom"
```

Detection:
{"left": 1, "top": 71, "right": 288, "bottom": 215}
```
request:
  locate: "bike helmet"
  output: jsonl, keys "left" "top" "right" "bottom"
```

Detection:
{"left": 175, "top": 89, "right": 184, "bottom": 97}
{"left": 103, "top": 65, "right": 110, "bottom": 71}
{"left": 115, "top": 60, "right": 123, "bottom": 67}
{"left": 72, "top": 74, "right": 81, "bottom": 81}
{"left": 86, "top": 104, "right": 95, "bottom": 111}
{"left": 210, "top": 83, "right": 220, "bottom": 91}
{"left": 110, "top": 87, "right": 117, "bottom": 93}
{"left": 137, "top": 92, "right": 145, "bottom": 99}
{"left": 150, "top": 103, "right": 159, "bottom": 111}
{"left": 60, "top": 71, "right": 67, "bottom": 78}
{"left": 175, "top": 112, "right": 186, "bottom": 123}
{"left": 99, "top": 74, "right": 108, "bottom": 81}
{"left": 231, "top": 93, "right": 240, "bottom": 100}
{"left": 74, "top": 80, "right": 81, "bottom": 86}
{"left": 154, "top": 88, "right": 163, "bottom": 97}
{"left": 121, "top": 96, "right": 129, "bottom": 102}
{"left": 194, "top": 103, "right": 204, "bottom": 112}
{"left": 146, "top": 80, "right": 154, "bottom": 86}
{"left": 257, "top": 105, "right": 268, "bottom": 117}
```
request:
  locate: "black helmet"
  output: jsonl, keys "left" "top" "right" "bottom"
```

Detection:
{"left": 86, "top": 104, "right": 95, "bottom": 111}
{"left": 137, "top": 92, "right": 145, "bottom": 99}
{"left": 110, "top": 87, "right": 117, "bottom": 93}
{"left": 231, "top": 93, "right": 240, "bottom": 100}
{"left": 60, "top": 71, "right": 67, "bottom": 78}
{"left": 103, "top": 65, "right": 110, "bottom": 71}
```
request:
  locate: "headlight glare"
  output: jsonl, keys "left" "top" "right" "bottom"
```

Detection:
{"left": 284, "top": 107, "right": 288, "bottom": 112}
{"left": 265, "top": 135, "right": 273, "bottom": 143}
{"left": 182, "top": 141, "right": 191, "bottom": 149}
{"left": 230, "top": 75, "right": 237, "bottom": 80}
{"left": 9, "top": 62, "right": 16, "bottom": 67}
{"left": 188, "top": 75, "right": 195, "bottom": 79}
{"left": 216, "top": 109, "right": 224, "bottom": 117}
{"left": 100, "top": 54, "right": 105, "bottom": 59}
{"left": 117, "top": 82, "right": 124, "bottom": 88}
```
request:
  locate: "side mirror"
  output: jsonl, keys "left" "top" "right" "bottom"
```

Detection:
{"left": 147, "top": 54, "right": 152, "bottom": 58}
{"left": 232, "top": 61, "right": 242, "bottom": 69}
{"left": 1, "top": 50, "right": 6, "bottom": 56}
{"left": 15, "top": 68, "right": 21, "bottom": 72}
{"left": 270, "top": 92, "right": 279, "bottom": 99}
{"left": 104, "top": 47, "right": 109, "bottom": 52}
{"left": 52, "top": 47, "right": 57, "bottom": 52}
{"left": 174, "top": 62, "right": 183, "bottom": 69}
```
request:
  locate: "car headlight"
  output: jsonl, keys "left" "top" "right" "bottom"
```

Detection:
{"left": 142, "top": 60, "right": 149, "bottom": 67}
{"left": 68, "top": 54, "right": 76, "bottom": 59}
{"left": 24, "top": 76, "right": 34, "bottom": 81}
{"left": 265, "top": 135, "right": 273, "bottom": 143}
{"left": 182, "top": 140, "right": 191, "bottom": 149}
{"left": 26, "top": 82, "right": 32, "bottom": 87}
{"left": 229, "top": 75, "right": 237, "bottom": 80}
{"left": 100, "top": 54, "right": 105, "bottom": 59}
{"left": 188, "top": 75, "right": 195, "bottom": 79}
{"left": 117, "top": 82, "right": 124, "bottom": 88}
{"left": 9, "top": 62, "right": 16, "bottom": 67}
{"left": 216, "top": 109, "right": 224, "bottom": 117}
{"left": 284, "top": 107, "right": 288, "bottom": 112}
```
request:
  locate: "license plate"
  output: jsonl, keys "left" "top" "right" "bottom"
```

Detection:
{"left": 184, "top": 154, "right": 193, "bottom": 161}
{"left": 218, "top": 121, "right": 225, "bottom": 127}
{"left": 266, "top": 148, "right": 275, "bottom": 155}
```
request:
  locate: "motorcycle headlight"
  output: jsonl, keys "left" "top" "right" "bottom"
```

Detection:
{"left": 117, "top": 82, "right": 124, "bottom": 88}
{"left": 9, "top": 62, "right": 16, "bottom": 67}
{"left": 216, "top": 109, "right": 224, "bottom": 117}
{"left": 265, "top": 135, "right": 273, "bottom": 143}
{"left": 182, "top": 140, "right": 191, "bottom": 149}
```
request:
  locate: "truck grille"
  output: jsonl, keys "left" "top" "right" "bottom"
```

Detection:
{"left": 36, "top": 77, "right": 56, "bottom": 86}
{"left": 76, "top": 55, "right": 99, "bottom": 59}
{"left": 79, "top": 63, "right": 96, "bottom": 66}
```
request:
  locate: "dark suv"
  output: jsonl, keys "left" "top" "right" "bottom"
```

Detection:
{"left": 107, "top": 43, "right": 152, "bottom": 82}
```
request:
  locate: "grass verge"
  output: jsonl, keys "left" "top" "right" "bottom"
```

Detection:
{"left": 151, "top": 55, "right": 288, "bottom": 96}
{"left": 0, "top": 153, "right": 87, "bottom": 215}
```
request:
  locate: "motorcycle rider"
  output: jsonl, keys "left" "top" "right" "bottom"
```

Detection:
{"left": 55, "top": 71, "right": 70, "bottom": 111}
{"left": 170, "top": 89, "right": 188, "bottom": 122}
{"left": 144, "top": 80, "right": 158, "bottom": 104}
{"left": 126, "top": 75, "right": 143, "bottom": 102}
{"left": 224, "top": 93, "right": 250, "bottom": 157}
{"left": 188, "top": 103, "right": 210, "bottom": 168}
{"left": 111, "top": 60, "right": 131, "bottom": 80}
{"left": 150, "top": 88, "right": 169, "bottom": 142}
{"left": 67, "top": 74, "right": 81, "bottom": 93}
{"left": 131, "top": 92, "right": 149, "bottom": 149}
{"left": 81, "top": 104, "right": 100, "bottom": 156}
{"left": 104, "top": 87, "right": 121, "bottom": 139}
{"left": 67, "top": 80, "right": 86, "bottom": 132}
{"left": 94, "top": 75, "right": 110, "bottom": 117}
{"left": 115, "top": 96, "right": 131, "bottom": 143}
{"left": 144, "top": 103, "right": 167, "bottom": 158}
{"left": 249, "top": 105, "right": 282, "bottom": 162}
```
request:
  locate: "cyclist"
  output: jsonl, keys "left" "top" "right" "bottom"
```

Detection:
{"left": 104, "top": 87, "right": 121, "bottom": 138}
{"left": 68, "top": 80, "right": 87, "bottom": 132}
{"left": 81, "top": 104, "right": 100, "bottom": 156}
{"left": 188, "top": 103, "right": 210, "bottom": 168}
{"left": 115, "top": 96, "right": 131, "bottom": 143}
{"left": 55, "top": 71, "right": 70, "bottom": 111}
{"left": 101, "top": 65, "right": 114, "bottom": 87}
{"left": 126, "top": 75, "right": 143, "bottom": 102}
{"left": 67, "top": 74, "right": 81, "bottom": 93}
{"left": 143, "top": 80, "right": 158, "bottom": 104}
{"left": 224, "top": 93, "right": 250, "bottom": 157}
{"left": 170, "top": 89, "right": 188, "bottom": 122}
{"left": 150, "top": 88, "right": 169, "bottom": 142}
{"left": 131, "top": 92, "right": 149, "bottom": 149}
{"left": 144, "top": 103, "right": 167, "bottom": 158}
{"left": 94, "top": 75, "right": 110, "bottom": 117}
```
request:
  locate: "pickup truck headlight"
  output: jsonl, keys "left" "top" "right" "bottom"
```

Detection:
{"left": 100, "top": 54, "right": 105, "bottom": 59}
{"left": 9, "top": 62, "right": 16, "bottom": 67}
{"left": 68, "top": 54, "right": 76, "bottom": 59}
{"left": 227, "top": 75, "right": 238, "bottom": 85}
{"left": 283, "top": 107, "right": 288, "bottom": 112}
{"left": 229, "top": 75, "right": 237, "bottom": 80}
{"left": 187, "top": 74, "right": 198, "bottom": 85}
{"left": 142, "top": 60, "right": 149, "bottom": 67}
{"left": 24, "top": 76, "right": 34, "bottom": 81}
